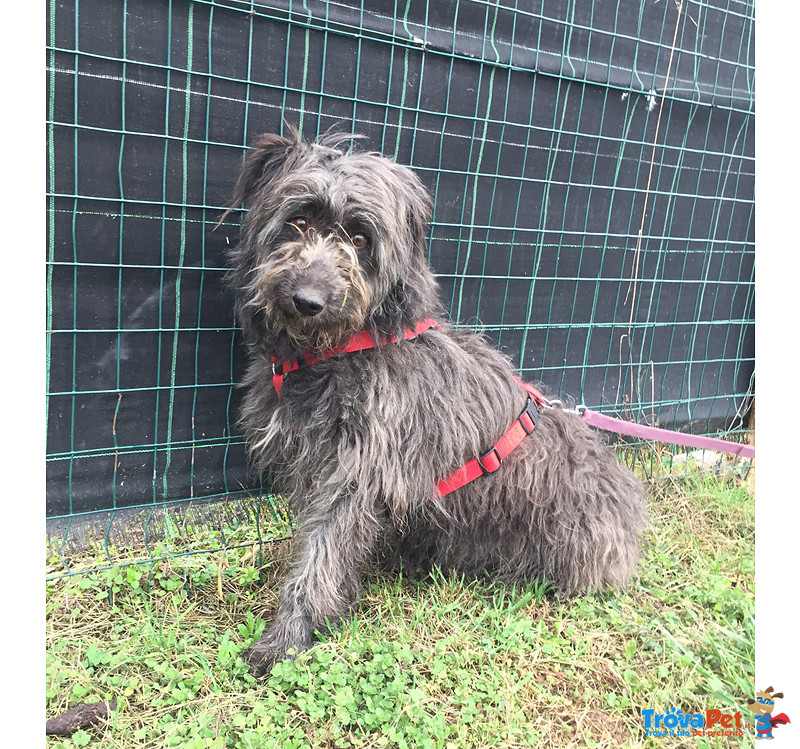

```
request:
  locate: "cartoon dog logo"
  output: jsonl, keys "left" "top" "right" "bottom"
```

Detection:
{"left": 747, "top": 687, "right": 791, "bottom": 740}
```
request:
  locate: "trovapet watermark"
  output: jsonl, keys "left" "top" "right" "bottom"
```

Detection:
{"left": 642, "top": 686, "right": 791, "bottom": 741}
{"left": 642, "top": 707, "right": 747, "bottom": 738}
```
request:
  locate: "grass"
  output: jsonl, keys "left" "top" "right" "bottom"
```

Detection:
{"left": 45, "top": 464, "right": 754, "bottom": 748}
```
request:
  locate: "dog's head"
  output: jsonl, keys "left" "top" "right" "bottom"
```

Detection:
{"left": 224, "top": 128, "right": 440, "bottom": 354}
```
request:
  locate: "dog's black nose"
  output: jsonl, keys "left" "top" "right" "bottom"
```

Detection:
{"left": 292, "top": 291, "right": 325, "bottom": 316}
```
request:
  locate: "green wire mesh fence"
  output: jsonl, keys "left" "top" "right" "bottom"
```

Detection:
{"left": 46, "top": 0, "right": 754, "bottom": 578}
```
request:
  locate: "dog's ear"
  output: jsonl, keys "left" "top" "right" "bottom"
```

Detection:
{"left": 216, "top": 130, "right": 298, "bottom": 226}
{"left": 396, "top": 166, "right": 433, "bottom": 257}
{"left": 378, "top": 164, "right": 440, "bottom": 321}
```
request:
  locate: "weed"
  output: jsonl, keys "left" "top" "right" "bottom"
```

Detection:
{"left": 46, "top": 468, "right": 753, "bottom": 748}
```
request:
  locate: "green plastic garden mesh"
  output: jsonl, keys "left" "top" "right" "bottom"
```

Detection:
{"left": 46, "top": 0, "right": 754, "bottom": 576}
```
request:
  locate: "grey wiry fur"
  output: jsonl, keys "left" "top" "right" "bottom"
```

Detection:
{"left": 224, "top": 129, "right": 647, "bottom": 677}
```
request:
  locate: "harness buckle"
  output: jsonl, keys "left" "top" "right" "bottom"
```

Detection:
{"left": 478, "top": 446, "right": 502, "bottom": 474}
{"left": 520, "top": 395, "right": 539, "bottom": 434}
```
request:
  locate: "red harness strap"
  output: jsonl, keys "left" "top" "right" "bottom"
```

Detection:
{"left": 435, "top": 381, "right": 547, "bottom": 497}
{"left": 269, "top": 321, "right": 547, "bottom": 497}
{"left": 270, "top": 318, "right": 441, "bottom": 396}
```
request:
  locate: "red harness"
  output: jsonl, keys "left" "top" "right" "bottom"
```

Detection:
{"left": 269, "top": 319, "right": 547, "bottom": 497}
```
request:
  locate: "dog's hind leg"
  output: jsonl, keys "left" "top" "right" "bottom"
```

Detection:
{"left": 242, "top": 496, "right": 383, "bottom": 677}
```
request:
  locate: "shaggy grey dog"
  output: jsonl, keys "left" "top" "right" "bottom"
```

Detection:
{"left": 223, "top": 129, "right": 646, "bottom": 677}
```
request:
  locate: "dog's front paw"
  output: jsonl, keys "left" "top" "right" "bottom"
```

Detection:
{"left": 241, "top": 639, "right": 286, "bottom": 678}
{"left": 241, "top": 626, "right": 314, "bottom": 678}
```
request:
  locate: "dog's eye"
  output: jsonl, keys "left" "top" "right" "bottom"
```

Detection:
{"left": 351, "top": 232, "right": 369, "bottom": 248}
{"left": 289, "top": 216, "right": 309, "bottom": 232}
